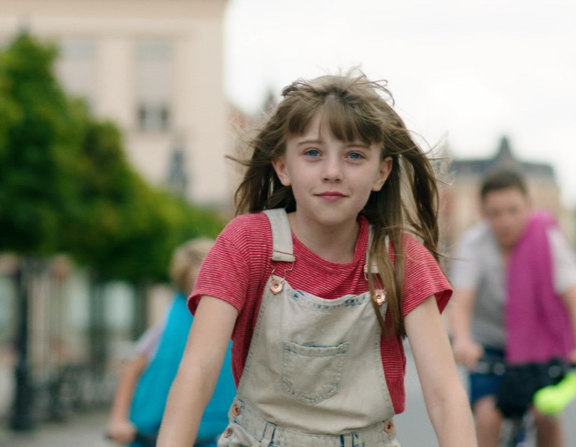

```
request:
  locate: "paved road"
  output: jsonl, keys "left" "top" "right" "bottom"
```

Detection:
{"left": 0, "top": 410, "right": 110, "bottom": 447}
{"left": 1, "top": 346, "right": 575, "bottom": 446}
{"left": 396, "top": 343, "right": 576, "bottom": 446}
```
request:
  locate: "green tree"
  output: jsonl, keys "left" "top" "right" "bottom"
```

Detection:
{"left": 64, "top": 116, "right": 224, "bottom": 283}
{"left": 0, "top": 33, "right": 86, "bottom": 255}
{"left": 0, "top": 32, "right": 225, "bottom": 429}
{"left": 0, "top": 32, "right": 224, "bottom": 280}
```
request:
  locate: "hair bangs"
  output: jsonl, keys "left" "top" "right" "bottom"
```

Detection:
{"left": 283, "top": 97, "right": 320, "bottom": 137}
{"left": 321, "top": 95, "right": 384, "bottom": 145}
{"left": 283, "top": 91, "right": 385, "bottom": 146}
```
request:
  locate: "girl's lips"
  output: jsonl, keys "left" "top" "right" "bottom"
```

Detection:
{"left": 316, "top": 192, "right": 346, "bottom": 201}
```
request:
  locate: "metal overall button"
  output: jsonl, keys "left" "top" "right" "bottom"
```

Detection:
{"left": 384, "top": 420, "right": 395, "bottom": 434}
{"left": 270, "top": 278, "right": 283, "bottom": 294}
{"left": 269, "top": 262, "right": 294, "bottom": 295}
{"left": 372, "top": 289, "right": 386, "bottom": 306}
{"left": 231, "top": 403, "right": 242, "bottom": 416}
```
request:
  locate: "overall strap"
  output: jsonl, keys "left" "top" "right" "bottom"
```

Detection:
{"left": 365, "top": 228, "right": 391, "bottom": 332}
{"left": 365, "top": 227, "right": 389, "bottom": 275}
{"left": 263, "top": 209, "right": 295, "bottom": 262}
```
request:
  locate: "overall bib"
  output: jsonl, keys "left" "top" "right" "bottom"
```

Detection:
{"left": 218, "top": 209, "right": 400, "bottom": 447}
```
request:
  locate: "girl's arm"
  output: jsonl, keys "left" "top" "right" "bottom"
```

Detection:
{"left": 406, "top": 296, "right": 477, "bottom": 447}
{"left": 157, "top": 296, "right": 238, "bottom": 447}
{"left": 107, "top": 353, "right": 148, "bottom": 443}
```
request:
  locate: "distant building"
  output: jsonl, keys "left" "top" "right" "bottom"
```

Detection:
{"left": 443, "top": 136, "right": 572, "bottom": 250}
{"left": 0, "top": 0, "right": 230, "bottom": 208}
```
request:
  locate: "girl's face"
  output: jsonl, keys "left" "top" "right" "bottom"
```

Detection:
{"left": 272, "top": 113, "right": 392, "bottom": 231}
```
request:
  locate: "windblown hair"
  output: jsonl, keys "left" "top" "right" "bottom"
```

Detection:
{"left": 169, "top": 238, "right": 214, "bottom": 295}
{"left": 232, "top": 70, "right": 441, "bottom": 338}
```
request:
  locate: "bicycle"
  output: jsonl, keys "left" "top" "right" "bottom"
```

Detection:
{"left": 474, "top": 357, "right": 575, "bottom": 447}
{"left": 105, "top": 431, "right": 157, "bottom": 447}
{"left": 105, "top": 432, "right": 220, "bottom": 446}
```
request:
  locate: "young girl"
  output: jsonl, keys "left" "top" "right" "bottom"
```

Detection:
{"left": 158, "top": 71, "right": 476, "bottom": 447}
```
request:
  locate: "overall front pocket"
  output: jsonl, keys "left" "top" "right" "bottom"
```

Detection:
{"left": 281, "top": 341, "right": 349, "bottom": 405}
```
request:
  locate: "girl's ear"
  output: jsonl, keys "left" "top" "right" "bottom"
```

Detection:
{"left": 271, "top": 156, "right": 291, "bottom": 186}
{"left": 372, "top": 156, "right": 393, "bottom": 192}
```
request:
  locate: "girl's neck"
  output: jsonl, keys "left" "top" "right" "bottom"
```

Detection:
{"left": 287, "top": 212, "right": 359, "bottom": 264}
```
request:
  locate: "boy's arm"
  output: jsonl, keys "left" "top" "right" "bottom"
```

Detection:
{"left": 549, "top": 228, "right": 576, "bottom": 363}
{"left": 562, "top": 285, "right": 576, "bottom": 364}
{"left": 447, "top": 231, "right": 484, "bottom": 369}
{"left": 157, "top": 296, "right": 238, "bottom": 447}
{"left": 448, "top": 288, "right": 483, "bottom": 369}
{"left": 107, "top": 353, "right": 148, "bottom": 443}
{"left": 406, "top": 296, "right": 478, "bottom": 447}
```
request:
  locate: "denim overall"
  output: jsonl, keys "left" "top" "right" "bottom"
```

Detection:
{"left": 218, "top": 209, "right": 400, "bottom": 447}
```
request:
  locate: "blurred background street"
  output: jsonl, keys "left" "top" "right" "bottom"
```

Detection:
{"left": 0, "top": 411, "right": 109, "bottom": 447}
{"left": 1, "top": 0, "right": 575, "bottom": 445}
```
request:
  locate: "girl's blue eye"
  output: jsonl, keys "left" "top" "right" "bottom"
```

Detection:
{"left": 305, "top": 149, "right": 320, "bottom": 157}
{"left": 348, "top": 152, "right": 363, "bottom": 160}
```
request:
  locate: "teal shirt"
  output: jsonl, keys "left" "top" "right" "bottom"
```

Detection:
{"left": 129, "top": 293, "right": 235, "bottom": 445}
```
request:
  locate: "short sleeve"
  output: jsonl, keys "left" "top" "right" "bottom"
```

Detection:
{"left": 450, "top": 228, "right": 479, "bottom": 290}
{"left": 548, "top": 227, "right": 576, "bottom": 294}
{"left": 134, "top": 320, "right": 165, "bottom": 360}
{"left": 402, "top": 235, "right": 453, "bottom": 316}
{"left": 188, "top": 214, "right": 271, "bottom": 315}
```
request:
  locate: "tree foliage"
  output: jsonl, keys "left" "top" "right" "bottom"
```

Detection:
{"left": 0, "top": 33, "right": 225, "bottom": 283}
{"left": 0, "top": 34, "right": 86, "bottom": 254}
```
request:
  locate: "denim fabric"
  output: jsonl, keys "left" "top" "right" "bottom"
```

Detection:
{"left": 469, "top": 347, "right": 505, "bottom": 405}
{"left": 218, "top": 209, "right": 399, "bottom": 446}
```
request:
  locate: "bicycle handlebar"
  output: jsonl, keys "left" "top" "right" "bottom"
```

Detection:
{"left": 533, "top": 369, "right": 576, "bottom": 416}
{"left": 105, "top": 431, "right": 157, "bottom": 446}
{"left": 473, "top": 357, "right": 507, "bottom": 376}
{"left": 472, "top": 359, "right": 576, "bottom": 416}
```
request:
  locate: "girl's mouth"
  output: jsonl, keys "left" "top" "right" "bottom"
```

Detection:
{"left": 316, "top": 192, "right": 346, "bottom": 201}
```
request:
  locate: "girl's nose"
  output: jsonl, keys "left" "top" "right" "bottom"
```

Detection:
{"left": 322, "top": 157, "right": 343, "bottom": 182}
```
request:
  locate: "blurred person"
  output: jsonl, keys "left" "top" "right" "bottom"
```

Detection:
{"left": 107, "top": 238, "right": 235, "bottom": 447}
{"left": 449, "top": 168, "right": 576, "bottom": 447}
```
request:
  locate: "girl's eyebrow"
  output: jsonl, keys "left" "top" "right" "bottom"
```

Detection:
{"left": 296, "top": 139, "right": 371, "bottom": 149}
{"left": 346, "top": 142, "right": 371, "bottom": 149}
{"left": 296, "top": 138, "right": 323, "bottom": 146}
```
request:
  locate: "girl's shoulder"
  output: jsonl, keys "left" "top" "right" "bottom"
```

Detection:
{"left": 400, "top": 233, "right": 452, "bottom": 314}
{"left": 222, "top": 212, "right": 272, "bottom": 237}
{"left": 389, "top": 232, "right": 434, "bottom": 262}
{"left": 402, "top": 232, "right": 429, "bottom": 255}
{"left": 218, "top": 212, "right": 273, "bottom": 256}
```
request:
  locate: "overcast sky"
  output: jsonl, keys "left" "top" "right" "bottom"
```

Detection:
{"left": 224, "top": 0, "right": 576, "bottom": 206}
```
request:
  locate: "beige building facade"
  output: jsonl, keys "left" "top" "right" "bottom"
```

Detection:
{"left": 1, "top": 0, "right": 231, "bottom": 207}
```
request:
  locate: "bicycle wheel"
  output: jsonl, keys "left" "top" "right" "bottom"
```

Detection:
{"left": 499, "top": 415, "right": 533, "bottom": 447}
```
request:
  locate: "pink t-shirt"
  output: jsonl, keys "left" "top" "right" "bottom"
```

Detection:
{"left": 190, "top": 212, "right": 452, "bottom": 414}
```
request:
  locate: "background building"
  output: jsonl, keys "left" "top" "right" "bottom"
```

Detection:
{"left": 443, "top": 136, "right": 574, "bottom": 251}
{"left": 1, "top": 0, "right": 231, "bottom": 208}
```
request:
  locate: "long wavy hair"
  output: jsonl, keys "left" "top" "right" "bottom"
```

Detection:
{"left": 231, "top": 70, "right": 441, "bottom": 338}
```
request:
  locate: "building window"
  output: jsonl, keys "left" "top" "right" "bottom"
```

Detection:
{"left": 137, "top": 104, "right": 170, "bottom": 132}
{"left": 56, "top": 38, "right": 96, "bottom": 111}
{"left": 135, "top": 40, "right": 173, "bottom": 132}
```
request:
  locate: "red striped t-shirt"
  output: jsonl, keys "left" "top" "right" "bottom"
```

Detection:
{"left": 189, "top": 212, "right": 452, "bottom": 414}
